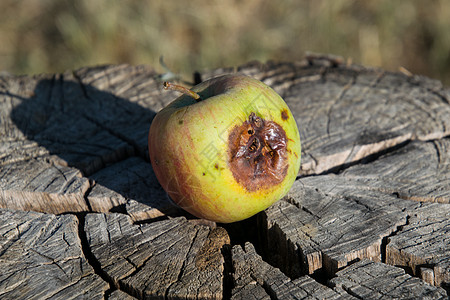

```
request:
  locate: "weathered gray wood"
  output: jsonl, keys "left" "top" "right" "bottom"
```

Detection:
{"left": 0, "top": 159, "right": 91, "bottom": 214}
{"left": 1, "top": 72, "right": 136, "bottom": 175}
{"left": 232, "top": 242, "right": 355, "bottom": 299}
{"left": 300, "top": 139, "right": 449, "bottom": 203}
{"left": 0, "top": 65, "right": 178, "bottom": 217}
{"left": 85, "top": 213, "right": 228, "bottom": 299}
{"left": 87, "top": 156, "right": 184, "bottom": 221}
{"left": 0, "top": 58, "right": 449, "bottom": 298}
{"left": 0, "top": 209, "right": 108, "bottom": 299}
{"left": 2, "top": 58, "right": 450, "bottom": 217}
{"left": 207, "top": 59, "right": 450, "bottom": 175}
{"left": 329, "top": 259, "right": 448, "bottom": 299}
{"left": 260, "top": 60, "right": 450, "bottom": 176}
{"left": 262, "top": 137, "right": 450, "bottom": 289}
{"left": 386, "top": 203, "right": 450, "bottom": 287}
{"left": 71, "top": 65, "right": 174, "bottom": 157}
{"left": 108, "top": 290, "right": 138, "bottom": 300}
{"left": 262, "top": 187, "right": 410, "bottom": 277}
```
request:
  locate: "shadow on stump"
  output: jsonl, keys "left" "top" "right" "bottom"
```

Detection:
{"left": 10, "top": 73, "right": 186, "bottom": 218}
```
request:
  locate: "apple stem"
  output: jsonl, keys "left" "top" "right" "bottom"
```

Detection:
{"left": 163, "top": 82, "right": 201, "bottom": 101}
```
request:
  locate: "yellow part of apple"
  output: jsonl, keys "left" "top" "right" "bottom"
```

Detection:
{"left": 148, "top": 74, "right": 301, "bottom": 223}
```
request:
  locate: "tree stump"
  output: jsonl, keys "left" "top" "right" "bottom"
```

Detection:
{"left": 0, "top": 56, "right": 449, "bottom": 299}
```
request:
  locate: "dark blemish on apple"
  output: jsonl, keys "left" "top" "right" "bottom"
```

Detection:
{"left": 202, "top": 172, "right": 206, "bottom": 176}
{"left": 281, "top": 109, "right": 289, "bottom": 121}
{"left": 228, "top": 112, "right": 288, "bottom": 192}
{"left": 179, "top": 120, "right": 184, "bottom": 125}
{"left": 214, "top": 163, "right": 219, "bottom": 170}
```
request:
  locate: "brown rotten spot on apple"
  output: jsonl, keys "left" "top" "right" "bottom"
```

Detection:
{"left": 228, "top": 112, "right": 288, "bottom": 192}
{"left": 281, "top": 109, "right": 289, "bottom": 121}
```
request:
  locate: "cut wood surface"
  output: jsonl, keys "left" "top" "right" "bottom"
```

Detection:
{"left": 0, "top": 56, "right": 449, "bottom": 298}
{"left": 0, "top": 209, "right": 108, "bottom": 299}
{"left": 85, "top": 213, "right": 228, "bottom": 299}
{"left": 232, "top": 242, "right": 356, "bottom": 299}
{"left": 329, "top": 259, "right": 448, "bottom": 299}
{"left": 233, "top": 243, "right": 447, "bottom": 299}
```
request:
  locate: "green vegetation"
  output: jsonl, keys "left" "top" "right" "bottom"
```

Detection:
{"left": 1, "top": 0, "right": 449, "bottom": 85}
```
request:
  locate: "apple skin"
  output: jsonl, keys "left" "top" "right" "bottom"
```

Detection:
{"left": 148, "top": 74, "right": 301, "bottom": 223}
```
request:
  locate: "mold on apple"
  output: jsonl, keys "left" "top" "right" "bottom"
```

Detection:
{"left": 228, "top": 112, "right": 288, "bottom": 192}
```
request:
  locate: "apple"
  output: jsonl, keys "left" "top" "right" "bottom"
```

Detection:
{"left": 148, "top": 74, "right": 301, "bottom": 223}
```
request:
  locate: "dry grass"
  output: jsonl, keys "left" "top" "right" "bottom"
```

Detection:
{"left": 1, "top": 0, "right": 449, "bottom": 85}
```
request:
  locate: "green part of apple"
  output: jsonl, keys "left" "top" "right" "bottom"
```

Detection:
{"left": 148, "top": 74, "right": 301, "bottom": 223}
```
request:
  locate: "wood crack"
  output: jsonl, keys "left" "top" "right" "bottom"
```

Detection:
{"left": 82, "top": 180, "right": 94, "bottom": 212}
{"left": 165, "top": 229, "right": 200, "bottom": 299}
{"left": 320, "top": 139, "right": 412, "bottom": 175}
{"left": 76, "top": 213, "right": 127, "bottom": 299}
{"left": 381, "top": 215, "right": 411, "bottom": 264}
{"left": 222, "top": 244, "right": 233, "bottom": 300}
{"left": 1, "top": 61, "right": 449, "bottom": 298}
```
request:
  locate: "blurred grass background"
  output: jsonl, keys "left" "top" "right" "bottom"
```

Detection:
{"left": 1, "top": 0, "right": 449, "bottom": 85}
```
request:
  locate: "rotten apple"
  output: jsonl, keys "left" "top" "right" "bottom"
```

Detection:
{"left": 148, "top": 74, "right": 301, "bottom": 223}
